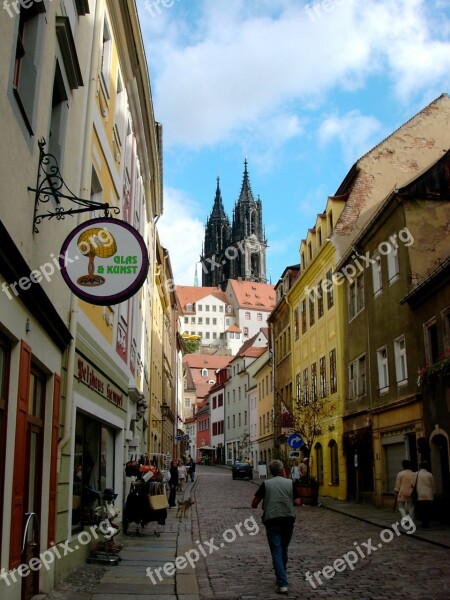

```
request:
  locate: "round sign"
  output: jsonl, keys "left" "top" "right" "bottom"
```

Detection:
{"left": 59, "top": 218, "right": 149, "bottom": 305}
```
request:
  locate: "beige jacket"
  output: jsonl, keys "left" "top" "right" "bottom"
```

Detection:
{"left": 394, "top": 468, "right": 416, "bottom": 501}
{"left": 416, "top": 469, "right": 435, "bottom": 501}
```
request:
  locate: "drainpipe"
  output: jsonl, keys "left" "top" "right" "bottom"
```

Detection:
{"left": 148, "top": 214, "right": 161, "bottom": 456}
{"left": 57, "top": 0, "right": 105, "bottom": 471}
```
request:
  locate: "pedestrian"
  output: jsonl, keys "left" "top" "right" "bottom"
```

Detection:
{"left": 299, "top": 458, "right": 308, "bottom": 481}
{"left": 290, "top": 460, "right": 300, "bottom": 482}
{"left": 177, "top": 461, "right": 186, "bottom": 491}
{"left": 168, "top": 459, "right": 179, "bottom": 508}
{"left": 394, "top": 459, "right": 416, "bottom": 521}
{"left": 188, "top": 457, "right": 196, "bottom": 482}
{"left": 251, "top": 459, "right": 301, "bottom": 595}
{"left": 415, "top": 462, "right": 435, "bottom": 528}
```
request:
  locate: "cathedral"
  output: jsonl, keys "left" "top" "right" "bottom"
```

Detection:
{"left": 201, "top": 160, "right": 267, "bottom": 288}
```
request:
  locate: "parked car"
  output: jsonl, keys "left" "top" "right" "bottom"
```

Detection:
{"left": 232, "top": 461, "right": 253, "bottom": 480}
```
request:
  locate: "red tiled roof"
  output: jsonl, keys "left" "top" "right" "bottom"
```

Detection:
{"left": 226, "top": 324, "right": 242, "bottom": 332}
{"left": 227, "top": 280, "right": 275, "bottom": 310}
{"left": 183, "top": 354, "right": 231, "bottom": 370}
{"left": 176, "top": 286, "right": 228, "bottom": 314}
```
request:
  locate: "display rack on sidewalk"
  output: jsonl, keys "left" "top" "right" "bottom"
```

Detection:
{"left": 123, "top": 479, "right": 168, "bottom": 536}
{"left": 87, "top": 488, "right": 122, "bottom": 565}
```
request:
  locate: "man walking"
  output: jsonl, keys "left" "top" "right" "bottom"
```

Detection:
{"left": 251, "top": 459, "right": 301, "bottom": 595}
{"left": 394, "top": 459, "right": 416, "bottom": 521}
{"left": 415, "top": 462, "right": 435, "bottom": 528}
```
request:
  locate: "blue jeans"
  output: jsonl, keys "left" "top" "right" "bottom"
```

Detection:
{"left": 265, "top": 519, "right": 294, "bottom": 588}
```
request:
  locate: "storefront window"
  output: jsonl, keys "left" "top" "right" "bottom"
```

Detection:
{"left": 72, "top": 412, "right": 115, "bottom": 532}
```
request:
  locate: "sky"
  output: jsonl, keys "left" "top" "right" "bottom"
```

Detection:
{"left": 135, "top": 0, "right": 450, "bottom": 286}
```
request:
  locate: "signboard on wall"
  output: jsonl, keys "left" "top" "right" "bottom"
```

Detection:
{"left": 59, "top": 218, "right": 149, "bottom": 305}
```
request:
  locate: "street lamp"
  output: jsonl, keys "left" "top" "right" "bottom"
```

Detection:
{"left": 152, "top": 400, "right": 169, "bottom": 423}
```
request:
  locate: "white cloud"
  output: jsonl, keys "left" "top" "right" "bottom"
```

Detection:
{"left": 318, "top": 110, "right": 382, "bottom": 164}
{"left": 157, "top": 187, "right": 204, "bottom": 285}
{"left": 139, "top": 0, "right": 449, "bottom": 150}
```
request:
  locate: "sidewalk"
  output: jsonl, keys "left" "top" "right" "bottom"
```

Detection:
{"left": 44, "top": 480, "right": 200, "bottom": 600}
{"left": 318, "top": 495, "right": 450, "bottom": 549}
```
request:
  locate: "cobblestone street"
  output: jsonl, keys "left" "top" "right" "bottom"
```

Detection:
{"left": 193, "top": 466, "right": 450, "bottom": 600}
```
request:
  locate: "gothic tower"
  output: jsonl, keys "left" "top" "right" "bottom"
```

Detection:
{"left": 201, "top": 161, "right": 267, "bottom": 288}
{"left": 201, "top": 177, "right": 231, "bottom": 287}
{"left": 230, "top": 159, "right": 267, "bottom": 283}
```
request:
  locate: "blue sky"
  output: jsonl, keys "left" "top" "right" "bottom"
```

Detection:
{"left": 136, "top": 0, "right": 450, "bottom": 285}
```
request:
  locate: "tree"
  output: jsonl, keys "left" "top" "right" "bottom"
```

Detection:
{"left": 290, "top": 394, "right": 336, "bottom": 480}
{"left": 182, "top": 338, "right": 200, "bottom": 354}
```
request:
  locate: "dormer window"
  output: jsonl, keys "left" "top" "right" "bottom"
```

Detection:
{"left": 186, "top": 303, "right": 193, "bottom": 311}
{"left": 201, "top": 368, "right": 208, "bottom": 377}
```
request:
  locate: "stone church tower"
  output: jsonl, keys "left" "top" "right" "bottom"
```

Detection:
{"left": 201, "top": 161, "right": 267, "bottom": 288}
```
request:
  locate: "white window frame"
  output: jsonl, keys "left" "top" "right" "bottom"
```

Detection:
{"left": 394, "top": 336, "right": 407, "bottom": 385}
{"left": 348, "top": 273, "right": 364, "bottom": 320}
{"left": 372, "top": 254, "right": 382, "bottom": 297}
{"left": 348, "top": 354, "right": 366, "bottom": 399}
{"left": 377, "top": 346, "right": 389, "bottom": 392}
{"left": 387, "top": 246, "right": 399, "bottom": 284}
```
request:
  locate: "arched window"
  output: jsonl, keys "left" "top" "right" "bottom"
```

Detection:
{"left": 328, "top": 439, "right": 339, "bottom": 484}
{"left": 315, "top": 442, "right": 323, "bottom": 485}
{"left": 201, "top": 368, "right": 208, "bottom": 377}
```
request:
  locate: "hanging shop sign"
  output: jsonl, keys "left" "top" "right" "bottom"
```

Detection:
{"left": 59, "top": 218, "right": 149, "bottom": 305}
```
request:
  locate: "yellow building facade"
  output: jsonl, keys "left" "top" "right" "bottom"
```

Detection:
{"left": 287, "top": 197, "right": 347, "bottom": 500}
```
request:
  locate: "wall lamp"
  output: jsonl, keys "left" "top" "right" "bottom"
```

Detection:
{"left": 151, "top": 400, "right": 169, "bottom": 423}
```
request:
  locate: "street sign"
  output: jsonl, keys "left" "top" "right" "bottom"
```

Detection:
{"left": 287, "top": 433, "right": 303, "bottom": 449}
{"left": 289, "top": 451, "right": 301, "bottom": 459}
{"left": 175, "top": 435, "right": 183, "bottom": 442}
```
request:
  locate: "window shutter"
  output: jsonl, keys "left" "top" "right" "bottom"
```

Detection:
{"left": 48, "top": 373, "right": 61, "bottom": 547}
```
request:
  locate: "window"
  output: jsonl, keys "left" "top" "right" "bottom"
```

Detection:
{"left": 329, "top": 440, "right": 339, "bottom": 484}
{"left": 198, "top": 305, "right": 202, "bottom": 311}
{"left": 372, "top": 255, "right": 382, "bottom": 296}
{"left": 309, "top": 293, "right": 315, "bottom": 327}
{"left": 184, "top": 317, "right": 188, "bottom": 323}
{"left": 257, "top": 313, "right": 262, "bottom": 321}
{"left": 326, "top": 269, "right": 334, "bottom": 309}
{"left": 191, "top": 317, "right": 195, "bottom": 323}
{"left": 205, "top": 305, "right": 210, "bottom": 311}
{"left": 317, "top": 282, "right": 324, "bottom": 318}
{"left": 185, "top": 398, "right": 191, "bottom": 407}
{"left": 424, "top": 319, "right": 439, "bottom": 365}
{"left": 320, "top": 356, "right": 327, "bottom": 398}
{"left": 311, "top": 362, "right": 317, "bottom": 402}
{"left": 394, "top": 336, "right": 407, "bottom": 384}
{"left": 205, "top": 332, "right": 210, "bottom": 339}
{"left": 243, "top": 327, "right": 249, "bottom": 337}
{"left": 349, "top": 354, "right": 365, "bottom": 398}
{"left": 301, "top": 300, "right": 307, "bottom": 333}
{"left": 49, "top": 61, "right": 69, "bottom": 166}
{"left": 318, "top": 228, "right": 322, "bottom": 247}
{"left": 303, "top": 368, "right": 309, "bottom": 404}
{"left": 296, "top": 373, "right": 301, "bottom": 403}
{"left": 294, "top": 308, "right": 299, "bottom": 340}
{"left": 212, "top": 305, "right": 217, "bottom": 312}
{"left": 212, "top": 318, "right": 217, "bottom": 325}
{"left": 206, "top": 318, "right": 210, "bottom": 325}
{"left": 377, "top": 347, "right": 389, "bottom": 391}
{"left": 315, "top": 443, "right": 324, "bottom": 485}
{"left": 387, "top": 246, "right": 399, "bottom": 282}
{"left": 328, "top": 211, "right": 333, "bottom": 235}
{"left": 219, "top": 306, "right": 224, "bottom": 312}
{"left": 349, "top": 273, "right": 364, "bottom": 320}
{"left": 186, "top": 303, "right": 193, "bottom": 311}
{"left": 218, "top": 394, "right": 223, "bottom": 407}
{"left": 198, "top": 317, "right": 203, "bottom": 324}
{"left": 100, "top": 17, "right": 112, "bottom": 97}
{"left": 232, "top": 415, "right": 235, "bottom": 428}
{"left": 201, "top": 368, "right": 208, "bottom": 377}
{"left": 13, "top": 3, "right": 46, "bottom": 134}
{"left": 245, "top": 312, "right": 250, "bottom": 320}
{"left": 330, "top": 350, "right": 337, "bottom": 394}
{"left": 308, "top": 242, "right": 312, "bottom": 260}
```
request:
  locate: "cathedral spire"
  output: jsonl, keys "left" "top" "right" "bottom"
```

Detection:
{"left": 210, "top": 176, "right": 227, "bottom": 220}
{"left": 236, "top": 158, "right": 255, "bottom": 205}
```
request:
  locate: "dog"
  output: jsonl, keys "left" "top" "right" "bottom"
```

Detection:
{"left": 176, "top": 498, "right": 195, "bottom": 519}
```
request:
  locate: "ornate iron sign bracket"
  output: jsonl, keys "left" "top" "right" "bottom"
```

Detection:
{"left": 29, "top": 138, "right": 120, "bottom": 233}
